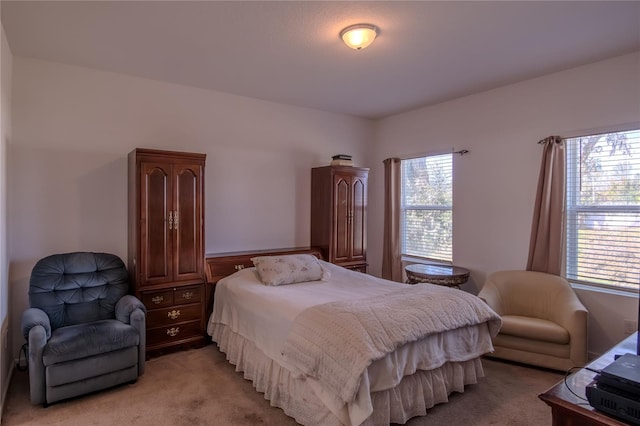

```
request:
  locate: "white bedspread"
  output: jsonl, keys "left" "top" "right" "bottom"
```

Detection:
{"left": 282, "top": 284, "right": 501, "bottom": 425}
{"left": 207, "top": 261, "right": 499, "bottom": 426}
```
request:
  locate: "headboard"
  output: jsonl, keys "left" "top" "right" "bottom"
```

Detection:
{"left": 205, "top": 247, "right": 324, "bottom": 286}
{"left": 203, "top": 247, "right": 323, "bottom": 320}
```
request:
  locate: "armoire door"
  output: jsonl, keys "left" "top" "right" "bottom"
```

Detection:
{"left": 332, "top": 173, "right": 351, "bottom": 263}
{"left": 350, "top": 175, "right": 367, "bottom": 262}
{"left": 140, "top": 162, "right": 174, "bottom": 286}
{"left": 173, "top": 163, "right": 204, "bottom": 282}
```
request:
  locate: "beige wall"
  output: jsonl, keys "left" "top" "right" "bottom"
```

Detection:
{"left": 6, "top": 50, "right": 640, "bottom": 367}
{"left": 1, "top": 20, "right": 13, "bottom": 416}
{"left": 369, "top": 51, "right": 640, "bottom": 356}
{"left": 8, "top": 57, "right": 373, "bottom": 364}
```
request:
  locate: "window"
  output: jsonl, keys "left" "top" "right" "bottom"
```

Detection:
{"left": 565, "top": 129, "right": 640, "bottom": 290}
{"left": 401, "top": 154, "right": 453, "bottom": 262}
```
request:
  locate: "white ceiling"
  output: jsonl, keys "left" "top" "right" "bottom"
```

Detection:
{"left": 2, "top": 1, "right": 639, "bottom": 120}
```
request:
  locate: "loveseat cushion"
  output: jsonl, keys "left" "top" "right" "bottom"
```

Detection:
{"left": 43, "top": 319, "right": 139, "bottom": 366}
{"left": 499, "top": 315, "right": 569, "bottom": 344}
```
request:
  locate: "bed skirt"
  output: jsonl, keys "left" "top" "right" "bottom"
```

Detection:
{"left": 210, "top": 323, "right": 485, "bottom": 426}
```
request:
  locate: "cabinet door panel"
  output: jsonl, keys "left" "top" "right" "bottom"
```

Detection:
{"left": 141, "top": 164, "right": 173, "bottom": 285}
{"left": 333, "top": 175, "right": 350, "bottom": 262}
{"left": 174, "top": 165, "right": 204, "bottom": 281}
{"left": 351, "top": 177, "right": 367, "bottom": 261}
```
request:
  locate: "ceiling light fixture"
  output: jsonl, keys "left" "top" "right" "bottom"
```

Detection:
{"left": 340, "top": 24, "right": 378, "bottom": 50}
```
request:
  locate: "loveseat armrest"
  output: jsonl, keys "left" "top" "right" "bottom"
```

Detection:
{"left": 555, "top": 296, "right": 587, "bottom": 330}
{"left": 21, "top": 308, "right": 51, "bottom": 341}
{"left": 477, "top": 281, "right": 504, "bottom": 315}
{"left": 115, "top": 295, "right": 147, "bottom": 324}
{"left": 557, "top": 298, "right": 589, "bottom": 366}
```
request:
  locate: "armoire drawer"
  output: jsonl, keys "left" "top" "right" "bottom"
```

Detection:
{"left": 141, "top": 284, "right": 204, "bottom": 310}
{"left": 338, "top": 262, "right": 368, "bottom": 273}
{"left": 146, "top": 303, "right": 203, "bottom": 328}
{"left": 147, "top": 320, "right": 203, "bottom": 347}
{"left": 141, "top": 289, "right": 174, "bottom": 309}
{"left": 174, "top": 285, "right": 202, "bottom": 305}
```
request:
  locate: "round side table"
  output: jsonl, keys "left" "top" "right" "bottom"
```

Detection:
{"left": 405, "top": 263, "right": 470, "bottom": 288}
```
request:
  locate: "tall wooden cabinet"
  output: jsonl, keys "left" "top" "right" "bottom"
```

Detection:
{"left": 128, "top": 148, "right": 206, "bottom": 355}
{"left": 311, "top": 166, "right": 368, "bottom": 272}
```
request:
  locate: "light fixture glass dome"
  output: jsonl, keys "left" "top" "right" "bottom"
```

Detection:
{"left": 340, "top": 24, "right": 378, "bottom": 50}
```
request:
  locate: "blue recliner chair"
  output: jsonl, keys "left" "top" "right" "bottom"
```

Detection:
{"left": 21, "top": 252, "right": 146, "bottom": 406}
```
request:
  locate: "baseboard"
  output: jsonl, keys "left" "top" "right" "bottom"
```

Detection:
{"left": 588, "top": 351, "right": 603, "bottom": 362}
{"left": 1, "top": 316, "right": 15, "bottom": 422}
{"left": 0, "top": 357, "right": 15, "bottom": 422}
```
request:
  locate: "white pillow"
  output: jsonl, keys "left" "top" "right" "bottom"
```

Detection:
{"left": 250, "top": 254, "right": 330, "bottom": 286}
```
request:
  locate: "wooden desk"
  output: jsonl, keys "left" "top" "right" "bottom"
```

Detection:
{"left": 539, "top": 332, "right": 638, "bottom": 426}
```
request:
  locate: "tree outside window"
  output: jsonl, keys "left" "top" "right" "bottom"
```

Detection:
{"left": 401, "top": 154, "right": 452, "bottom": 262}
{"left": 566, "top": 129, "right": 640, "bottom": 290}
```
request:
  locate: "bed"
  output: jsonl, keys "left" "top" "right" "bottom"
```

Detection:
{"left": 205, "top": 248, "right": 501, "bottom": 426}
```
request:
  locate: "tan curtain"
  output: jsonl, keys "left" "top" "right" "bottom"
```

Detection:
{"left": 382, "top": 158, "right": 403, "bottom": 281}
{"left": 527, "top": 136, "right": 565, "bottom": 275}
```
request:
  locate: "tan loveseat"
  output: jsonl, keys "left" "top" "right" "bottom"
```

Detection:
{"left": 478, "top": 270, "right": 588, "bottom": 371}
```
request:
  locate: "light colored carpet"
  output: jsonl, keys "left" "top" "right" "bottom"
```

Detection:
{"left": 1, "top": 345, "right": 562, "bottom": 426}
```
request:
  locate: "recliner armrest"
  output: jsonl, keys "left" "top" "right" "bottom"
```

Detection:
{"left": 115, "top": 295, "right": 147, "bottom": 324}
{"left": 21, "top": 308, "right": 51, "bottom": 341}
{"left": 116, "top": 295, "right": 147, "bottom": 376}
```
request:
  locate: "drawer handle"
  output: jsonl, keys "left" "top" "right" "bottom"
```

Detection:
{"left": 182, "top": 291, "right": 194, "bottom": 300}
{"left": 234, "top": 264, "right": 245, "bottom": 271}
{"left": 167, "top": 309, "right": 181, "bottom": 320}
{"left": 166, "top": 327, "right": 180, "bottom": 337}
{"left": 151, "top": 296, "right": 164, "bottom": 305}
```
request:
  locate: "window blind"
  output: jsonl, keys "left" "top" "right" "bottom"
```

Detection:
{"left": 565, "top": 129, "right": 640, "bottom": 290}
{"left": 401, "top": 154, "right": 453, "bottom": 262}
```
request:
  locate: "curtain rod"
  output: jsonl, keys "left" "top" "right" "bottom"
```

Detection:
{"left": 537, "top": 136, "right": 563, "bottom": 144}
{"left": 400, "top": 148, "right": 469, "bottom": 160}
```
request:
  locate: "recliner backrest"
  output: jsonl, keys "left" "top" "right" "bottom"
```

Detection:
{"left": 29, "top": 252, "right": 129, "bottom": 330}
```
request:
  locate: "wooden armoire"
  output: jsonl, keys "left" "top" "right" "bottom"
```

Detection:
{"left": 311, "top": 166, "right": 368, "bottom": 272}
{"left": 128, "top": 148, "right": 206, "bottom": 355}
